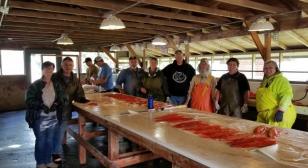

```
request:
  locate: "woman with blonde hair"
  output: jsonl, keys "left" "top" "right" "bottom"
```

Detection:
{"left": 185, "top": 58, "right": 216, "bottom": 112}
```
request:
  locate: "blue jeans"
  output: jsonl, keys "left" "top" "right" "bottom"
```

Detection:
{"left": 170, "top": 96, "right": 186, "bottom": 105}
{"left": 53, "top": 119, "right": 67, "bottom": 156}
{"left": 33, "top": 112, "right": 57, "bottom": 165}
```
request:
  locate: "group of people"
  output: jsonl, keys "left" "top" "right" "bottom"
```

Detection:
{"left": 26, "top": 57, "right": 88, "bottom": 168}
{"left": 26, "top": 50, "right": 297, "bottom": 168}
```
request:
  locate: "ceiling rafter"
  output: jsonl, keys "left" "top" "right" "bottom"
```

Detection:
{"left": 214, "top": 0, "right": 288, "bottom": 13}
{"left": 285, "top": 30, "right": 308, "bottom": 47}
{"left": 128, "top": 0, "right": 245, "bottom": 19}
{"left": 40, "top": 0, "right": 223, "bottom": 25}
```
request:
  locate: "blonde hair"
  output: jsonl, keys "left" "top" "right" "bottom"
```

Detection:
{"left": 198, "top": 58, "right": 210, "bottom": 72}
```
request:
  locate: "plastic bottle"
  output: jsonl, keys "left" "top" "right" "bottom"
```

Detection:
{"left": 147, "top": 95, "right": 154, "bottom": 110}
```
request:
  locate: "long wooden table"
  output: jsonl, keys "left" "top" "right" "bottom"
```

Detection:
{"left": 72, "top": 93, "right": 308, "bottom": 168}
{"left": 70, "top": 93, "right": 159, "bottom": 167}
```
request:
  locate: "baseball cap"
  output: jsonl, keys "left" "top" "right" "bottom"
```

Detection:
{"left": 83, "top": 57, "right": 92, "bottom": 63}
{"left": 94, "top": 56, "right": 103, "bottom": 63}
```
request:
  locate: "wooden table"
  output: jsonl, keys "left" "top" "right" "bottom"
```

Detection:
{"left": 71, "top": 93, "right": 308, "bottom": 168}
{"left": 104, "top": 109, "right": 308, "bottom": 168}
{"left": 70, "top": 93, "right": 159, "bottom": 167}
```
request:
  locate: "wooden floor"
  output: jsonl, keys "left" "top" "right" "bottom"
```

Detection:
{"left": 0, "top": 110, "right": 171, "bottom": 168}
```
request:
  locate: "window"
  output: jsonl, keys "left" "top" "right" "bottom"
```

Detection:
{"left": 211, "top": 55, "right": 228, "bottom": 77}
{"left": 158, "top": 58, "right": 171, "bottom": 69}
{"left": 0, "top": 50, "right": 24, "bottom": 75}
{"left": 30, "top": 54, "right": 57, "bottom": 82}
{"left": 280, "top": 52, "right": 308, "bottom": 82}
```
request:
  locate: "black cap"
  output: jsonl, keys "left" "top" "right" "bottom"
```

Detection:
{"left": 84, "top": 57, "right": 92, "bottom": 63}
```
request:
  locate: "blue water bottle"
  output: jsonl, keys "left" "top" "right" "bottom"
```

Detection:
{"left": 147, "top": 95, "right": 154, "bottom": 109}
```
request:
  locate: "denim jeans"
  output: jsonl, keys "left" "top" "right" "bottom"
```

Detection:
{"left": 53, "top": 119, "right": 68, "bottom": 156}
{"left": 170, "top": 96, "right": 186, "bottom": 105}
{"left": 32, "top": 111, "right": 57, "bottom": 165}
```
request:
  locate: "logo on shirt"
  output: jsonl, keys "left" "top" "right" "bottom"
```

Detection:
{"left": 172, "top": 71, "right": 187, "bottom": 83}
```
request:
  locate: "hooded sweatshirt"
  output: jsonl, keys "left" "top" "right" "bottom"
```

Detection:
{"left": 162, "top": 60, "right": 195, "bottom": 96}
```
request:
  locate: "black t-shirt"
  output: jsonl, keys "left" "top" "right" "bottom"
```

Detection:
{"left": 216, "top": 72, "right": 250, "bottom": 95}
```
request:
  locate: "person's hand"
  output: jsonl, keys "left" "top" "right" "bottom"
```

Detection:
{"left": 274, "top": 110, "right": 284, "bottom": 122}
{"left": 140, "top": 87, "right": 147, "bottom": 94}
{"left": 77, "top": 97, "right": 90, "bottom": 103}
{"left": 215, "top": 101, "right": 220, "bottom": 111}
{"left": 241, "top": 103, "right": 248, "bottom": 113}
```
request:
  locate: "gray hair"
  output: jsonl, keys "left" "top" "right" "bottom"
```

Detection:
{"left": 264, "top": 60, "right": 280, "bottom": 73}
{"left": 197, "top": 58, "right": 210, "bottom": 73}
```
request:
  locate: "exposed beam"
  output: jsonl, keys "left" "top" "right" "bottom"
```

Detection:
{"left": 189, "top": 45, "right": 202, "bottom": 55}
{"left": 285, "top": 30, "right": 308, "bottom": 47}
{"left": 214, "top": 0, "right": 287, "bottom": 13}
{"left": 271, "top": 40, "right": 287, "bottom": 50}
{"left": 192, "top": 42, "right": 216, "bottom": 54}
{"left": 221, "top": 39, "right": 246, "bottom": 52}
{"left": 146, "top": 48, "right": 164, "bottom": 57}
{"left": 264, "top": 32, "right": 272, "bottom": 61}
{"left": 128, "top": 0, "right": 245, "bottom": 19}
{"left": 102, "top": 48, "right": 119, "bottom": 64}
{"left": 117, "top": 14, "right": 202, "bottom": 29}
{"left": 207, "top": 41, "right": 230, "bottom": 53}
{"left": 41, "top": 0, "right": 224, "bottom": 25}
{"left": 235, "top": 37, "right": 256, "bottom": 48}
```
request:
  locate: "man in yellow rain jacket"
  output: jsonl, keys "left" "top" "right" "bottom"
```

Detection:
{"left": 256, "top": 60, "right": 296, "bottom": 128}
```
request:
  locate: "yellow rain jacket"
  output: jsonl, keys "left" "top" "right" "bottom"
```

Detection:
{"left": 256, "top": 73, "right": 296, "bottom": 128}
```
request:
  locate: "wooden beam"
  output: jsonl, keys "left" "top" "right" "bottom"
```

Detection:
{"left": 271, "top": 40, "right": 287, "bottom": 50}
{"left": 9, "top": 1, "right": 190, "bottom": 33}
{"left": 41, "top": 0, "right": 224, "bottom": 25}
{"left": 8, "top": 10, "right": 168, "bottom": 35}
{"left": 234, "top": 37, "right": 256, "bottom": 48}
{"left": 206, "top": 41, "right": 230, "bottom": 53}
{"left": 117, "top": 14, "right": 202, "bottom": 29}
{"left": 285, "top": 30, "right": 308, "bottom": 47}
{"left": 214, "top": 0, "right": 287, "bottom": 13}
{"left": 102, "top": 48, "right": 119, "bottom": 65}
{"left": 222, "top": 39, "right": 246, "bottom": 52}
{"left": 185, "top": 43, "right": 191, "bottom": 62}
{"left": 188, "top": 45, "right": 202, "bottom": 55}
{"left": 264, "top": 32, "right": 272, "bottom": 61}
{"left": 192, "top": 42, "right": 216, "bottom": 54}
{"left": 128, "top": 0, "right": 245, "bottom": 19}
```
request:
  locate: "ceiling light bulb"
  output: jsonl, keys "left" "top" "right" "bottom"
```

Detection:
{"left": 110, "top": 45, "right": 121, "bottom": 52}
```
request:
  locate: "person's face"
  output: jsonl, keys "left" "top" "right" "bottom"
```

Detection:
{"left": 42, "top": 65, "right": 54, "bottom": 79}
{"left": 96, "top": 60, "right": 104, "bottom": 67}
{"left": 227, "top": 61, "right": 238, "bottom": 75}
{"left": 86, "top": 61, "right": 92, "bottom": 67}
{"left": 199, "top": 62, "right": 209, "bottom": 74}
{"left": 129, "top": 59, "right": 137, "bottom": 69}
{"left": 150, "top": 59, "right": 157, "bottom": 70}
{"left": 263, "top": 63, "right": 277, "bottom": 77}
{"left": 175, "top": 52, "right": 184, "bottom": 63}
{"left": 62, "top": 60, "right": 74, "bottom": 74}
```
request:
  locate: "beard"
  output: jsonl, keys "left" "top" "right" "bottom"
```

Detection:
{"left": 199, "top": 70, "right": 209, "bottom": 78}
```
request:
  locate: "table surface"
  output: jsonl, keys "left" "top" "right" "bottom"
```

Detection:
{"left": 73, "top": 93, "right": 308, "bottom": 168}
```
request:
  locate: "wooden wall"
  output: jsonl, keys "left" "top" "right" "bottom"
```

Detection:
{"left": 0, "top": 75, "right": 27, "bottom": 112}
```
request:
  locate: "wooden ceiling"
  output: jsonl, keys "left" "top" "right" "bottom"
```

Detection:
{"left": 1, "top": 0, "right": 308, "bottom": 54}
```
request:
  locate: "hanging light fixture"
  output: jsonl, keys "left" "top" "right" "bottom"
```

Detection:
{"left": 248, "top": 17, "right": 274, "bottom": 32}
{"left": 152, "top": 36, "right": 167, "bottom": 46}
{"left": 110, "top": 45, "right": 121, "bottom": 52}
{"left": 100, "top": 15, "right": 126, "bottom": 30}
{"left": 56, "top": 33, "right": 74, "bottom": 45}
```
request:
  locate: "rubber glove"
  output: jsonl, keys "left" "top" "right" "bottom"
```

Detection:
{"left": 241, "top": 104, "right": 248, "bottom": 113}
{"left": 274, "top": 110, "right": 284, "bottom": 122}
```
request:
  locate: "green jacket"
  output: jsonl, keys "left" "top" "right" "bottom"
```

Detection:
{"left": 141, "top": 69, "right": 169, "bottom": 102}
{"left": 53, "top": 69, "right": 86, "bottom": 119}
{"left": 25, "top": 78, "right": 66, "bottom": 128}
